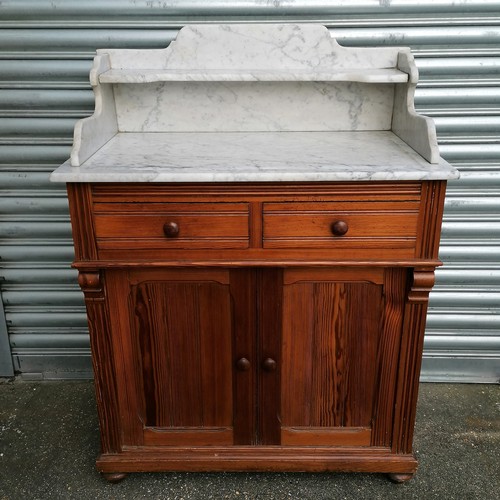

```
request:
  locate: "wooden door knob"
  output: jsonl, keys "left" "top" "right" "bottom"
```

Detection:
{"left": 235, "top": 357, "right": 251, "bottom": 371}
{"left": 262, "top": 358, "right": 277, "bottom": 372}
{"left": 163, "top": 221, "right": 179, "bottom": 237}
{"left": 331, "top": 220, "right": 349, "bottom": 236}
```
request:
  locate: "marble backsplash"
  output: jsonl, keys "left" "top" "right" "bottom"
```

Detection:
{"left": 114, "top": 81, "right": 394, "bottom": 133}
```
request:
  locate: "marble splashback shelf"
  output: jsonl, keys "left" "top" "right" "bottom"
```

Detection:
{"left": 99, "top": 68, "right": 409, "bottom": 84}
{"left": 50, "top": 23, "right": 458, "bottom": 182}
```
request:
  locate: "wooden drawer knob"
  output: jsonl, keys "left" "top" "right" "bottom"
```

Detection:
{"left": 163, "top": 221, "right": 179, "bottom": 237}
{"left": 331, "top": 220, "right": 349, "bottom": 236}
{"left": 236, "top": 357, "right": 251, "bottom": 371}
{"left": 262, "top": 358, "right": 277, "bottom": 372}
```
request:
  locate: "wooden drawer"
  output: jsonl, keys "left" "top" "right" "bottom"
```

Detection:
{"left": 67, "top": 182, "right": 437, "bottom": 262}
{"left": 263, "top": 200, "right": 419, "bottom": 250}
{"left": 93, "top": 202, "right": 250, "bottom": 250}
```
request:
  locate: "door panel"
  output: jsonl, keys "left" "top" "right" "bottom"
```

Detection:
{"left": 280, "top": 268, "right": 390, "bottom": 446}
{"left": 106, "top": 266, "right": 405, "bottom": 449}
{"left": 134, "top": 280, "right": 233, "bottom": 429}
{"left": 109, "top": 268, "right": 240, "bottom": 447}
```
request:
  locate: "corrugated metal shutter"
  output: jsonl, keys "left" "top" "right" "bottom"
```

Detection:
{"left": 1, "top": 1, "right": 499, "bottom": 382}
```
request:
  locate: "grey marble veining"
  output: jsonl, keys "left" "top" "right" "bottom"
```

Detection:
{"left": 99, "top": 24, "right": 405, "bottom": 72}
{"left": 50, "top": 131, "right": 459, "bottom": 183}
{"left": 114, "top": 82, "right": 394, "bottom": 133}
{"left": 54, "top": 23, "right": 456, "bottom": 181}
{"left": 104, "top": 24, "right": 405, "bottom": 136}
{"left": 99, "top": 68, "right": 408, "bottom": 83}
{"left": 70, "top": 55, "right": 118, "bottom": 166}
{"left": 392, "top": 52, "right": 440, "bottom": 163}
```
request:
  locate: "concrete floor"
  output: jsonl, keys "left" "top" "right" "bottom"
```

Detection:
{"left": 0, "top": 381, "right": 499, "bottom": 500}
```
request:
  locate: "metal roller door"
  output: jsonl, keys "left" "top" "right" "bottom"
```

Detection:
{"left": 1, "top": 1, "right": 499, "bottom": 382}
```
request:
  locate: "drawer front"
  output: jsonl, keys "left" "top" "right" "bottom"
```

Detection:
{"left": 94, "top": 202, "right": 250, "bottom": 250}
{"left": 263, "top": 201, "right": 419, "bottom": 250}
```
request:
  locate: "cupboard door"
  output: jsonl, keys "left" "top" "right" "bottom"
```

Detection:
{"left": 106, "top": 268, "right": 255, "bottom": 447}
{"left": 280, "top": 268, "right": 406, "bottom": 447}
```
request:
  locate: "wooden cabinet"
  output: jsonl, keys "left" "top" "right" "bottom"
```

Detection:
{"left": 69, "top": 181, "right": 446, "bottom": 482}
{"left": 52, "top": 23, "right": 459, "bottom": 484}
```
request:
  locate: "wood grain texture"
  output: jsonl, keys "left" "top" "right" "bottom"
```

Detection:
{"left": 90, "top": 182, "right": 423, "bottom": 260}
{"left": 343, "top": 281, "right": 385, "bottom": 427}
{"left": 143, "top": 428, "right": 233, "bottom": 446}
{"left": 281, "top": 427, "right": 371, "bottom": 446}
{"left": 230, "top": 269, "right": 257, "bottom": 445}
{"left": 281, "top": 269, "right": 385, "bottom": 445}
{"left": 257, "top": 268, "right": 282, "bottom": 445}
{"left": 104, "top": 270, "right": 146, "bottom": 447}
{"left": 371, "top": 268, "right": 407, "bottom": 447}
{"left": 415, "top": 181, "right": 447, "bottom": 260}
{"left": 392, "top": 300, "right": 430, "bottom": 455}
{"left": 249, "top": 201, "right": 263, "bottom": 248}
{"left": 91, "top": 182, "right": 422, "bottom": 202}
{"left": 392, "top": 266, "right": 438, "bottom": 454}
{"left": 96, "top": 446, "right": 417, "bottom": 474}
{"left": 408, "top": 268, "right": 436, "bottom": 303}
{"left": 102, "top": 268, "right": 237, "bottom": 447}
{"left": 66, "top": 179, "right": 447, "bottom": 475}
{"left": 93, "top": 200, "right": 249, "bottom": 252}
{"left": 67, "top": 184, "right": 98, "bottom": 260}
{"left": 283, "top": 267, "right": 384, "bottom": 285}
{"left": 263, "top": 200, "right": 419, "bottom": 249}
{"left": 75, "top": 257, "right": 442, "bottom": 270}
{"left": 77, "top": 271, "right": 121, "bottom": 454}
{"left": 131, "top": 272, "right": 234, "bottom": 444}
{"left": 95, "top": 246, "right": 419, "bottom": 262}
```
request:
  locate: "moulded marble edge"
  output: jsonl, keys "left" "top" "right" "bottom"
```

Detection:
{"left": 97, "top": 68, "right": 409, "bottom": 84}
{"left": 50, "top": 160, "right": 460, "bottom": 183}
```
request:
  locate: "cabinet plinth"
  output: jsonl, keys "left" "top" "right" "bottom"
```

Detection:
{"left": 67, "top": 180, "right": 447, "bottom": 479}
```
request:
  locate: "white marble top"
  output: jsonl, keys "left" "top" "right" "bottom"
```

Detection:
{"left": 99, "top": 24, "right": 405, "bottom": 73}
{"left": 99, "top": 68, "right": 408, "bottom": 84}
{"left": 51, "top": 131, "right": 459, "bottom": 183}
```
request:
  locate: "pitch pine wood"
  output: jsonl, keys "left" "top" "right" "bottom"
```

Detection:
{"left": 256, "top": 268, "right": 283, "bottom": 445}
{"left": 67, "top": 180, "right": 447, "bottom": 479}
{"left": 77, "top": 271, "right": 121, "bottom": 454}
{"left": 133, "top": 279, "right": 233, "bottom": 431}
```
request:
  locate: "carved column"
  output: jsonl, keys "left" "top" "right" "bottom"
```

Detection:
{"left": 392, "top": 268, "right": 436, "bottom": 456}
{"left": 78, "top": 271, "right": 122, "bottom": 455}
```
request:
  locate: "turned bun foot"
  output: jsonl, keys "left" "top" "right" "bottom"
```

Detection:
{"left": 387, "top": 472, "right": 415, "bottom": 483}
{"left": 102, "top": 472, "right": 128, "bottom": 483}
